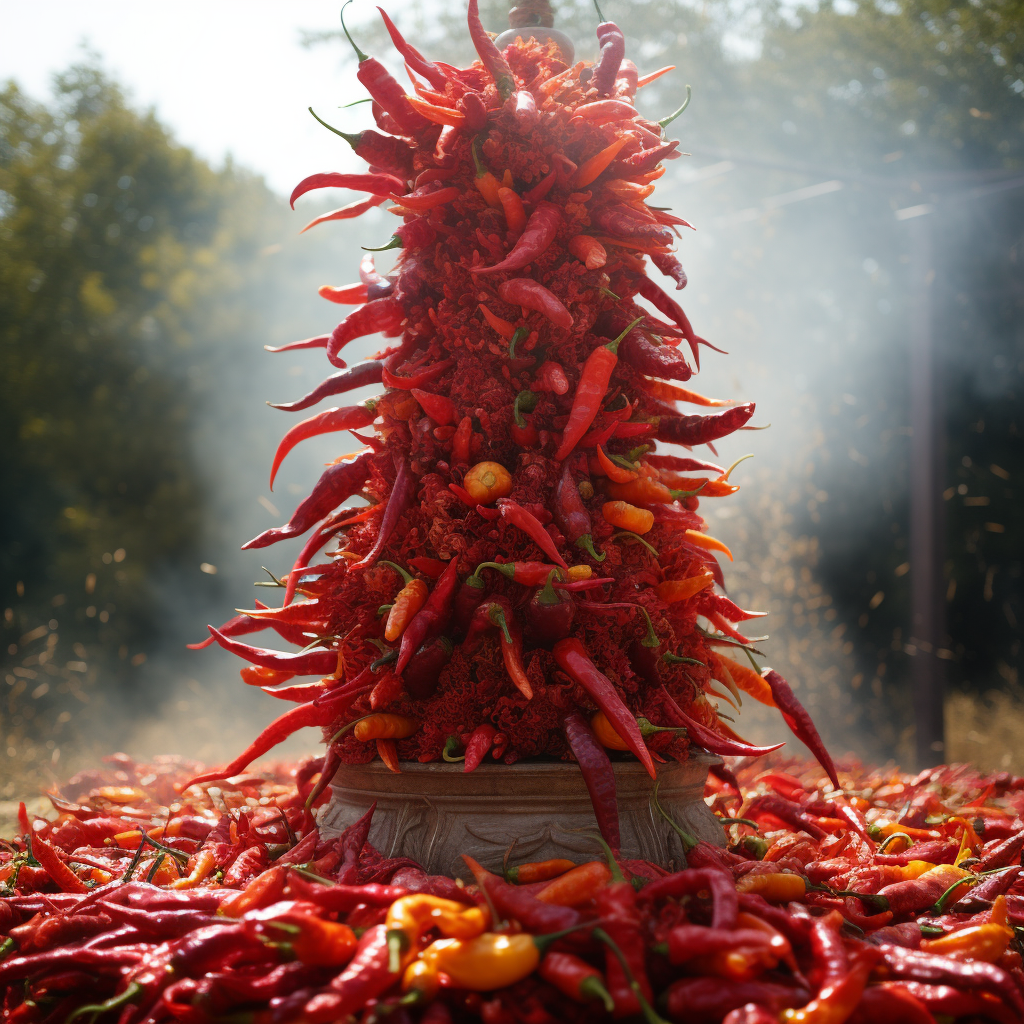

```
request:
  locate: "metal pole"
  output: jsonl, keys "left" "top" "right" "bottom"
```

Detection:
{"left": 906, "top": 211, "right": 946, "bottom": 768}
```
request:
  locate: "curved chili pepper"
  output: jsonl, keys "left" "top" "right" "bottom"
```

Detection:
{"left": 269, "top": 360, "right": 384, "bottom": 413}
{"left": 475, "top": 201, "right": 561, "bottom": 274}
{"left": 656, "top": 403, "right": 756, "bottom": 446}
{"left": 496, "top": 498, "right": 568, "bottom": 569}
{"left": 289, "top": 170, "right": 406, "bottom": 209}
{"left": 337, "top": 2, "right": 429, "bottom": 135}
{"left": 498, "top": 277, "right": 572, "bottom": 329}
{"left": 657, "top": 685, "right": 785, "bottom": 757}
{"left": 382, "top": 357, "right": 453, "bottom": 391}
{"left": 471, "top": 560, "right": 562, "bottom": 587}
{"left": 300, "top": 194, "right": 388, "bottom": 234}
{"left": 269, "top": 401, "right": 378, "bottom": 490}
{"left": 553, "top": 638, "right": 656, "bottom": 777}
{"left": 351, "top": 455, "right": 417, "bottom": 570}
{"left": 762, "top": 669, "right": 839, "bottom": 789}
{"left": 463, "top": 724, "right": 496, "bottom": 773}
{"left": 575, "top": 98, "right": 637, "bottom": 122}
{"left": 592, "top": 9, "right": 626, "bottom": 96}
{"left": 467, "top": 0, "right": 515, "bottom": 100}
{"left": 539, "top": 950, "right": 614, "bottom": 1011}
{"left": 592, "top": 205, "right": 675, "bottom": 246}
{"left": 397, "top": 556, "right": 459, "bottom": 674}
{"left": 610, "top": 140, "right": 680, "bottom": 176}
{"left": 184, "top": 684, "right": 358, "bottom": 787}
{"left": 636, "top": 273, "right": 705, "bottom": 365}
{"left": 242, "top": 452, "right": 372, "bottom": 549}
{"left": 376, "top": 6, "right": 449, "bottom": 91}
{"left": 523, "top": 169, "right": 557, "bottom": 203}
{"left": 976, "top": 828, "right": 1024, "bottom": 870}
{"left": 327, "top": 297, "right": 404, "bottom": 368}
{"left": 563, "top": 710, "right": 620, "bottom": 850}
{"left": 651, "top": 249, "right": 688, "bottom": 289}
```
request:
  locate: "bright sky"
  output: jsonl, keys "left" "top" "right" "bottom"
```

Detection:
{"left": 0, "top": 1, "right": 417, "bottom": 196}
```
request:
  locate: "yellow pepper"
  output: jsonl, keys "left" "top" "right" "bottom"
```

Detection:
{"left": 169, "top": 848, "right": 217, "bottom": 890}
{"left": 567, "top": 564, "right": 592, "bottom": 581}
{"left": 385, "top": 895, "right": 489, "bottom": 971}
{"left": 920, "top": 917, "right": 1013, "bottom": 962}
{"left": 401, "top": 958, "right": 441, "bottom": 1003}
{"left": 420, "top": 933, "right": 542, "bottom": 990}
{"left": 735, "top": 872, "right": 807, "bottom": 901}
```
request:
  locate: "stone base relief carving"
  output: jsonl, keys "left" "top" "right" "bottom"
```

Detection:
{"left": 318, "top": 753, "right": 725, "bottom": 877}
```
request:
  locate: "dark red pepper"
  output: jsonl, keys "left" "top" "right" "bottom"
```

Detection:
{"left": 327, "top": 297, "right": 404, "bottom": 368}
{"left": 350, "top": 455, "right": 417, "bottom": 570}
{"left": 268, "top": 360, "right": 384, "bottom": 413}
{"left": 524, "top": 571, "right": 575, "bottom": 645}
{"left": 563, "top": 710, "right": 620, "bottom": 850}
{"left": 656, "top": 403, "right": 756, "bottom": 447}
{"left": 475, "top": 201, "right": 561, "bottom": 275}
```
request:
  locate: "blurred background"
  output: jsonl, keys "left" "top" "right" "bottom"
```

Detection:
{"left": 1, "top": 0, "right": 1021, "bottom": 796}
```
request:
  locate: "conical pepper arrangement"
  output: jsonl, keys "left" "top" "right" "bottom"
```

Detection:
{"left": 192, "top": 0, "right": 838, "bottom": 848}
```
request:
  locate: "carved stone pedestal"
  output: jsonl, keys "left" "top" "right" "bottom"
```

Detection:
{"left": 319, "top": 752, "right": 724, "bottom": 877}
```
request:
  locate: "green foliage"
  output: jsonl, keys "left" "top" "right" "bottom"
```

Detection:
{"left": 0, "top": 65, "right": 297, "bottom": 770}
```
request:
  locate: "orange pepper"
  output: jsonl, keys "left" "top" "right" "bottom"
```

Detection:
{"left": 567, "top": 234, "right": 607, "bottom": 269}
{"left": 567, "top": 564, "right": 592, "bottom": 581}
{"left": 497, "top": 187, "right": 527, "bottom": 233}
{"left": 463, "top": 461, "right": 513, "bottom": 504}
{"left": 377, "top": 738, "right": 401, "bottom": 773}
{"left": 406, "top": 94, "right": 466, "bottom": 126}
{"left": 535, "top": 861, "right": 612, "bottom": 906}
{"left": 591, "top": 711, "right": 628, "bottom": 751}
{"left": 684, "top": 529, "right": 734, "bottom": 562}
{"left": 657, "top": 570, "right": 715, "bottom": 603}
{"left": 240, "top": 665, "right": 296, "bottom": 686}
{"left": 602, "top": 500, "right": 654, "bottom": 534}
{"left": 382, "top": 562, "right": 429, "bottom": 642}
{"left": 352, "top": 713, "right": 420, "bottom": 742}
{"left": 596, "top": 445, "right": 638, "bottom": 483}
{"left": 735, "top": 872, "right": 807, "bottom": 901}
{"left": 639, "top": 379, "right": 733, "bottom": 407}
{"left": 170, "top": 848, "right": 217, "bottom": 890}
{"left": 219, "top": 865, "right": 288, "bottom": 917}
{"left": 659, "top": 473, "right": 739, "bottom": 498}
{"left": 573, "top": 136, "right": 629, "bottom": 187}
{"left": 712, "top": 653, "right": 776, "bottom": 707}
{"left": 506, "top": 859, "right": 577, "bottom": 884}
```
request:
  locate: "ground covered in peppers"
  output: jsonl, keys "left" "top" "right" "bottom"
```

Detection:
{"left": 3, "top": 753, "right": 1024, "bottom": 1023}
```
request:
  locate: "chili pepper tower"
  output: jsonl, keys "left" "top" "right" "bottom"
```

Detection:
{"left": 193, "top": 0, "right": 838, "bottom": 861}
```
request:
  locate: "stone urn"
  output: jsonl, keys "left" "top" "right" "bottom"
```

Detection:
{"left": 319, "top": 752, "right": 724, "bottom": 877}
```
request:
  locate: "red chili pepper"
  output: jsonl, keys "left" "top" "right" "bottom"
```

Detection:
{"left": 554, "top": 316, "right": 642, "bottom": 460}
{"left": 475, "top": 201, "right": 561, "bottom": 274}
{"left": 381, "top": 357, "right": 453, "bottom": 390}
{"left": 593, "top": 853, "right": 652, "bottom": 1016}
{"left": 269, "top": 360, "right": 384, "bottom": 413}
{"left": 411, "top": 388, "right": 458, "bottom": 426}
{"left": 309, "top": 111, "right": 415, "bottom": 180}
{"left": 496, "top": 498, "right": 568, "bottom": 569}
{"left": 658, "top": 685, "right": 786, "bottom": 757}
{"left": 327, "top": 297, "right": 404, "bottom": 368}
{"left": 618, "top": 323, "right": 693, "bottom": 381}
{"left": 350, "top": 455, "right": 417, "bottom": 570}
{"left": 522, "top": 169, "right": 557, "bottom": 203}
{"left": 563, "top": 710, "right": 620, "bottom": 850}
{"left": 300, "top": 194, "right": 388, "bottom": 234}
{"left": 651, "top": 249, "right": 688, "bottom": 289}
{"left": 396, "top": 556, "right": 459, "bottom": 674}
{"left": 592, "top": 205, "right": 675, "bottom": 246}
{"left": 184, "top": 685, "right": 358, "bottom": 787}
{"left": 376, "top": 5, "right": 449, "bottom": 91}
{"left": 338, "top": 3, "right": 429, "bottom": 135}
{"left": 610, "top": 140, "right": 680, "bottom": 176}
{"left": 525, "top": 571, "right": 576, "bottom": 645}
{"left": 389, "top": 184, "right": 460, "bottom": 212}
{"left": 636, "top": 273, "right": 706, "bottom": 366}
{"left": 463, "top": 724, "right": 496, "bottom": 772}
{"left": 747, "top": 795, "right": 828, "bottom": 842}
{"left": 471, "top": 560, "right": 561, "bottom": 586}
{"left": 264, "top": 332, "right": 331, "bottom": 354}
{"left": 268, "top": 400, "right": 377, "bottom": 490}
{"left": 319, "top": 281, "right": 369, "bottom": 304}
{"left": 467, "top": 0, "right": 515, "bottom": 100}
{"left": 592, "top": 15, "right": 626, "bottom": 96}
{"left": 761, "top": 669, "right": 839, "bottom": 789}
{"left": 575, "top": 98, "right": 637, "bottom": 122}
{"left": 977, "top": 828, "right": 1024, "bottom": 870}
{"left": 656, "top": 403, "right": 756, "bottom": 447}
{"left": 666, "top": 978, "right": 809, "bottom": 1023}
{"left": 242, "top": 452, "right": 373, "bottom": 549}
{"left": 289, "top": 170, "right": 406, "bottom": 209}
{"left": 498, "top": 277, "right": 572, "bottom": 330}
{"left": 29, "top": 834, "right": 88, "bottom": 894}
{"left": 539, "top": 951, "right": 613, "bottom": 1010}
{"left": 553, "top": 637, "right": 655, "bottom": 777}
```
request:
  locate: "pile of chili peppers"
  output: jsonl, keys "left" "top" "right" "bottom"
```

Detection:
{"left": 187, "top": 0, "right": 844, "bottom": 846}
{"left": 5, "top": 752, "right": 1024, "bottom": 1022}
